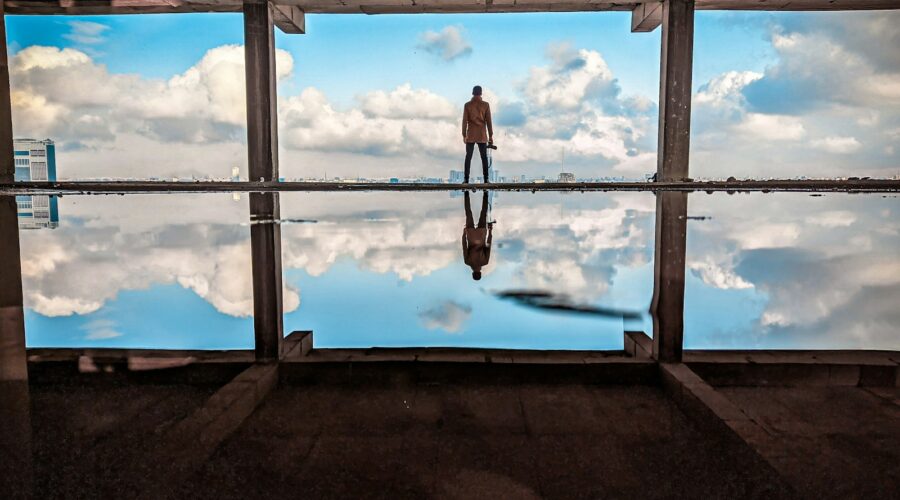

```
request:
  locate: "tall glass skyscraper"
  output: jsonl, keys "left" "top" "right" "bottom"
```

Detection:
{"left": 13, "top": 138, "right": 59, "bottom": 229}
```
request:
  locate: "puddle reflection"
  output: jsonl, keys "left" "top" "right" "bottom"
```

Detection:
{"left": 15, "top": 191, "right": 899, "bottom": 351}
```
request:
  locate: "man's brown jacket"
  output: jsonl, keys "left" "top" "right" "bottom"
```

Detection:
{"left": 462, "top": 97, "right": 493, "bottom": 144}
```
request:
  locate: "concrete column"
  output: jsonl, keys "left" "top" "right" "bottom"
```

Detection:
{"left": 0, "top": 4, "right": 33, "bottom": 495}
{"left": 244, "top": 1, "right": 283, "bottom": 361}
{"left": 656, "top": 0, "right": 694, "bottom": 181}
{"left": 0, "top": 1, "right": 25, "bottom": 382}
{"left": 650, "top": 191, "right": 688, "bottom": 362}
{"left": 650, "top": 0, "right": 693, "bottom": 362}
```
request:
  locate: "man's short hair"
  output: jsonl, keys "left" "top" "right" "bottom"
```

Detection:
{"left": 472, "top": 85, "right": 483, "bottom": 96}
{"left": 472, "top": 271, "right": 482, "bottom": 281}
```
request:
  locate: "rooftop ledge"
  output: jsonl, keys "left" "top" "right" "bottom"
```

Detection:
{"left": 4, "top": 178, "right": 899, "bottom": 195}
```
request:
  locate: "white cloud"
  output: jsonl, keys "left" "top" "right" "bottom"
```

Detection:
{"left": 695, "top": 70, "right": 762, "bottom": 109}
{"left": 523, "top": 43, "right": 618, "bottom": 111}
{"left": 734, "top": 113, "right": 806, "bottom": 141}
{"left": 810, "top": 136, "right": 862, "bottom": 154}
{"left": 10, "top": 44, "right": 293, "bottom": 152}
{"left": 359, "top": 83, "right": 456, "bottom": 120}
{"left": 691, "top": 12, "right": 900, "bottom": 179}
{"left": 10, "top": 41, "right": 659, "bottom": 179}
{"left": 63, "top": 21, "right": 110, "bottom": 46}
{"left": 417, "top": 26, "right": 472, "bottom": 61}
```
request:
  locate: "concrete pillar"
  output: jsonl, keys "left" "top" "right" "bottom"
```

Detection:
{"left": 650, "top": 0, "right": 693, "bottom": 362}
{"left": 244, "top": 1, "right": 283, "bottom": 361}
{"left": 656, "top": 0, "right": 694, "bottom": 181}
{"left": 0, "top": 1, "right": 25, "bottom": 382}
{"left": 650, "top": 191, "right": 687, "bottom": 362}
{"left": 0, "top": 4, "right": 33, "bottom": 495}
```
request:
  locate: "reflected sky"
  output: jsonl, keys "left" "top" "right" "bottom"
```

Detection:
{"left": 685, "top": 192, "right": 899, "bottom": 349}
{"left": 17, "top": 191, "right": 899, "bottom": 351}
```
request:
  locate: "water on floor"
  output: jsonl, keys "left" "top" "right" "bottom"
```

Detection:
{"left": 14, "top": 190, "right": 899, "bottom": 350}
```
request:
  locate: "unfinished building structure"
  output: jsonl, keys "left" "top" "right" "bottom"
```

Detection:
{"left": 1, "top": 1, "right": 898, "bottom": 498}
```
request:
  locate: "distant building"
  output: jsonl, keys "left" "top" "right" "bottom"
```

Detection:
{"left": 231, "top": 166, "right": 240, "bottom": 182}
{"left": 558, "top": 172, "right": 576, "bottom": 183}
{"left": 389, "top": 178, "right": 400, "bottom": 184}
{"left": 14, "top": 138, "right": 59, "bottom": 229}
{"left": 449, "top": 170, "right": 465, "bottom": 183}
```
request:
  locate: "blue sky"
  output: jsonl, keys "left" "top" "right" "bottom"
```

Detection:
{"left": 18, "top": 191, "right": 900, "bottom": 351}
{"left": 8, "top": 10, "right": 898, "bottom": 181}
{"left": 7, "top": 11, "right": 777, "bottom": 102}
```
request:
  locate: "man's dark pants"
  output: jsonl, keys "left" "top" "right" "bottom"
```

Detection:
{"left": 464, "top": 142, "right": 489, "bottom": 183}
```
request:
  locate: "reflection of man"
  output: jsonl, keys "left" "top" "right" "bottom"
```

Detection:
{"left": 462, "top": 191, "right": 492, "bottom": 281}
{"left": 462, "top": 85, "right": 493, "bottom": 184}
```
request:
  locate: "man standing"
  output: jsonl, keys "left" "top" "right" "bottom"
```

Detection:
{"left": 462, "top": 85, "right": 493, "bottom": 183}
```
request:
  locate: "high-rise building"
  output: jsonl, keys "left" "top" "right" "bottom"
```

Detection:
{"left": 449, "top": 170, "right": 465, "bottom": 183}
{"left": 14, "top": 138, "right": 59, "bottom": 229}
{"left": 558, "top": 172, "right": 576, "bottom": 183}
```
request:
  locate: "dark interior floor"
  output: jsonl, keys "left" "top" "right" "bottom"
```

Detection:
{"left": 16, "top": 372, "right": 898, "bottom": 499}
{"left": 719, "top": 386, "right": 900, "bottom": 499}
{"left": 180, "top": 383, "right": 788, "bottom": 499}
{"left": 28, "top": 383, "right": 215, "bottom": 499}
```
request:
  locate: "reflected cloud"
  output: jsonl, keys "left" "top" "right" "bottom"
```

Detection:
{"left": 419, "top": 301, "right": 472, "bottom": 333}
{"left": 15, "top": 191, "right": 899, "bottom": 350}
{"left": 81, "top": 318, "right": 122, "bottom": 340}
{"left": 686, "top": 193, "right": 899, "bottom": 349}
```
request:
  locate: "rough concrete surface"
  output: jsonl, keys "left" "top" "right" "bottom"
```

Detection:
{"left": 719, "top": 386, "right": 900, "bottom": 499}
{"left": 17, "top": 366, "right": 900, "bottom": 499}
{"left": 28, "top": 383, "right": 216, "bottom": 499}
{"left": 180, "top": 383, "right": 788, "bottom": 499}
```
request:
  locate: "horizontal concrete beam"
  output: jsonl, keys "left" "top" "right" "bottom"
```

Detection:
{"left": 4, "top": 1, "right": 306, "bottom": 33}
{"left": 5, "top": 0, "right": 898, "bottom": 16}
{"left": 27, "top": 347, "right": 254, "bottom": 362}
{"left": 686, "top": 350, "right": 900, "bottom": 388}
{"left": 282, "top": 331, "right": 640, "bottom": 364}
{"left": 281, "top": 360, "right": 660, "bottom": 386}
{"left": 26, "top": 349, "right": 254, "bottom": 385}
{"left": 631, "top": 2, "right": 662, "bottom": 32}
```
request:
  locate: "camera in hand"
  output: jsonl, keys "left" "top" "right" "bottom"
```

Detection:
{"left": 487, "top": 143, "right": 498, "bottom": 150}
